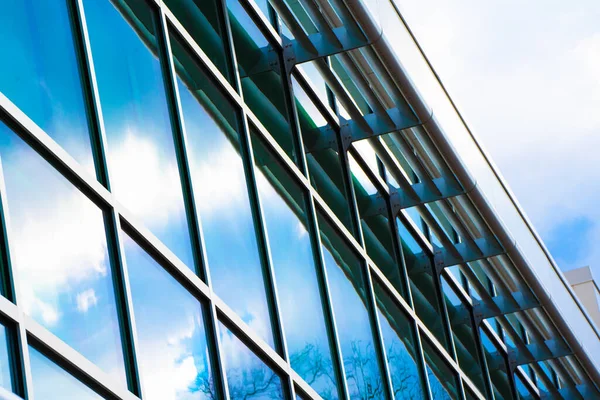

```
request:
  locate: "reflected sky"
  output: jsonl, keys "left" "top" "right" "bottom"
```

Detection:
{"left": 83, "top": 0, "right": 195, "bottom": 269}
{"left": 426, "top": 365, "right": 452, "bottom": 400}
{"left": 253, "top": 134, "right": 339, "bottom": 399}
{"left": 175, "top": 65, "right": 274, "bottom": 347}
{"left": 123, "top": 233, "right": 214, "bottom": 400}
{"left": 0, "top": 325, "right": 13, "bottom": 393}
{"left": 0, "top": 125, "right": 126, "bottom": 385}
{"left": 318, "top": 215, "right": 384, "bottom": 400}
{"left": 374, "top": 281, "right": 424, "bottom": 400}
{"left": 0, "top": 0, "right": 95, "bottom": 176}
{"left": 30, "top": 347, "right": 101, "bottom": 400}
{"left": 219, "top": 322, "right": 284, "bottom": 400}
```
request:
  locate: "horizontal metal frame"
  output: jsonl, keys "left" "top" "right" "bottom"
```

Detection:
{"left": 508, "top": 339, "right": 573, "bottom": 369}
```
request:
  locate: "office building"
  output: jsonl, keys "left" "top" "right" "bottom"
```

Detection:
{"left": 0, "top": 0, "right": 598, "bottom": 399}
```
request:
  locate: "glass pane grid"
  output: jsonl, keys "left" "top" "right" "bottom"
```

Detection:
{"left": 0, "top": 0, "right": 563, "bottom": 399}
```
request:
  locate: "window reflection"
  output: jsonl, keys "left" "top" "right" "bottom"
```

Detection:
{"left": 29, "top": 347, "right": 102, "bottom": 400}
{"left": 219, "top": 323, "right": 285, "bottom": 400}
{"left": 317, "top": 213, "right": 384, "bottom": 399}
{"left": 422, "top": 338, "right": 458, "bottom": 400}
{"left": 252, "top": 132, "right": 339, "bottom": 399}
{"left": 170, "top": 32, "right": 275, "bottom": 348}
{"left": 0, "top": 325, "right": 14, "bottom": 394}
{"left": 123, "top": 233, "right": 214, "bottom": 400}
{"left": 0, "top": 124, "right": 126, "bottom": 384}
{"left": 227, "top": 0, "right": 297, "bottom": 164}
{"left": 83, "top": 0, "right": 195, "bottom": 269}
{"left": 373, "top": 280, "right": 425, "bottom": 399}
{"left": 0, "top": 0, "right": 95, "bottom": 175}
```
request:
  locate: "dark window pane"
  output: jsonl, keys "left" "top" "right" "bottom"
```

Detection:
{"left": 0, "top": 0, "right": 95, "bottom": 175}
{"left": 83, "top": 0, "right": 195, "bottom": 268}
{"left": 422, "top": 338, "right": 458, "bottom": 400}
{"left": 219, "top": 323, "right": 285, "bottom": 400}
{"left": 0, "top": 124, "right": 126, "bottom": 384}
{"left": 252, "top": 131, "right": 339, "bottom": 399}
{"left": 164, "top": 0, "right": 232, "bottom": 81}
{"left": 227, "top": 0, "right": 297, "bottom": 164}
{"left": 0, "top": 325, "right": 14, "bottom": 394}
{"left": 292, "top": 77, "right": 354, "bottom": 234}
{"left": 123, "top": 233, "right": 215, "bottom": 400}
{"left": 318, "top": 212, "right": 384, "bottom": 399}
{"left": 29, "top": 347, "right": 102, "bottom": 400}
{"left": 373, "top": 280, "right": 425, "bottom": 399}
{"left": 170, "top": 32, "right": 275, "bottom": 348}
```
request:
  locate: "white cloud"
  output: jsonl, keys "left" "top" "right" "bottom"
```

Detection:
{"left": 76, "top": 289, "right": 98, "bottom": 313}
{"left": 110, "top": 131, "right": 184, "bottom": 228}
{"left": 398, "top": 0, "right": 600, "bottom": 271}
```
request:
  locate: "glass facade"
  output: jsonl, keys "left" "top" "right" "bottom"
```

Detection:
{"left": 0, "top": 0, "right": 597, "bottom": 399}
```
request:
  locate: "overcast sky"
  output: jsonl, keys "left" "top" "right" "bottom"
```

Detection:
{"left": 396, "top": 0, "right": 600, "bottom": 277}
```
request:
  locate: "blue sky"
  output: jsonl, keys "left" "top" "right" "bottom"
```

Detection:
{"left": 397, "top": 0, "right": 600, "bottom": 277}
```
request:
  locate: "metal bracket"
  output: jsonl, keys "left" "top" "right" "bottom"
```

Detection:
{"left": 432, "top": 236, "right": 505, "bottom": 273}
{"left": 506, "top": 339, "right": 573, "bottom": 370}
{"left": 451, "top": 291, "right": 540, "bottom": 326}
{"left": 239, "top": 45, "right": 281, "bottom": 78}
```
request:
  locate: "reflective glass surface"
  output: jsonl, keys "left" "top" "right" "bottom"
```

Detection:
{"left": 123, "top": 233, "right": 214, "bottom": 400}
{"left": 84, "top": 0, "right": 195, "bottom": 269}
{"left": 227, "top": 0, "right": 297, "bottom": 164}
{"left": 164, "top": 0, "right": 232, "bottom": 81}
{"left": 219, "top": 323, "right": 285, "bottom": 400}
{"left": 423, "top": 339, "right": 458, "bottom": 400}
{"left": 0, "top": 0, "right": 95, "bottom": 175}
{"left": 318, "top": 213, "right": 384, "bottom": 399}
{"left": 29, "top": 347, "right": 102, "bottom": 400}
{"left": 373, "top": 280, "right": 424, "bottom": 399}
{"left": 0, "top": 325, "right": 13, "bottom": 393}
{"left": 0, "top": 124, "right": 126, "bottom": 384}
{"left": 252, "top": 132, "right": 339, "bottom": 399}
{"left": 170, "top": 33, "right": 275, "bottom": 348}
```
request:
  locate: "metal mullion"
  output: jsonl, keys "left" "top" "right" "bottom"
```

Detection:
{"left": 238, "top": 0, "right": 284, "bottom": 49}
{"left": 305, "top": 199, "right": 350, "bottom": 400}
{"left": 413, "top": 327, "right": 435, "bottom": 400}
{"left": 0, "top": 162, "right": 32, "bottom": 399}
{"left": 156, "top": 10, "right": 230, "bottom": 400}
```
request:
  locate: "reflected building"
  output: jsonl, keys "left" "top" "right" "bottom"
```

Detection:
{"left": 0, "top": 0, "right": 598, "bottom": 399}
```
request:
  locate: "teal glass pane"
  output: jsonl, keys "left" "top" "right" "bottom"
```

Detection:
{"left": 480, "top": 328, "right": 511, "bottom": 400}
{"left": 227, "top": 0, "right": 297, "bottom": 164}
{"left": 318, "top": 212, "right": 384, "bottom": 399}
{"left": 373, "top": 281, "right": 425, "bottom": 399}
{"left": 0, "top": 124, "right": 126, "bottom": 385}
{"left": 0, "top": 325, "right": 14, "bottom": 394}
{"left": 423, "top": 339, "right": 458, "bottom": 400}
{"left": 292, "top": 77, "right": 354, "bottom": 234}
{"left": 164, "top": 0, "right": 232, "bottom": 81}
{"left": 349, "top": 153, "right": 406, "bottom": 296}
{"left": 252, "top": 131, "right": 339, "bottom": 399}
{"left": 83, "top": 0, "right": 195, "bottom": 269}
{"left": 30, "top": 347, "right": 102, "bottom": 400}
{"left": 123, "top": 233, "right": 215, "bottom": 400}
{"left": 0, "top": 0, "right": 95, "bottom": 175}
{"left": 219, "top": 323, "right": 285, "bottom": 400}
{"left": 170, "top": 32, "right": 275, "bottom": 348}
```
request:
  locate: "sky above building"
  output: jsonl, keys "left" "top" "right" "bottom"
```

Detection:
{"left": 396, "top": 0, "right": 600, "bottom": 275}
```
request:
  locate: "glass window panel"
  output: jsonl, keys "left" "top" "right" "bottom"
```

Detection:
{"left": 123, "top": 233, "right": 215, "bottom": 400}
{"left": 296, "top": 62, "right": 330, "bottom": 109}
{"left": 29, "top": 347, "right": 102, "bottom": 400}
{"left": 350, "top": 153, "right": 406, "bottom": 297}
{"left": 422, "top": 339, "right": 458, "bottom": 400}
{"left": 83, "top": 0, "right": 195, "bottom": 269}
{"left": 227, "top": 0, "right": 297, "bottom": 164}
{"left": 219, "top": 323, "right": 285, "bottom": 400}
{"left": 0, "top": 124, "right": 126, "bottom": 384}
{"left": 373, "top": 280, "right": 425, "bottom": 399}
{"left": 480, "top": 328, "right": 511, "bottom": 400}
{"left": 317, "top": 212, "right": 384, "bottom": 399}
{"left": 251, "top": 131, "right": 339, "bottom": 399}
{"left": 0, "top": 0, "right": 95, "bottom": 175}
{"left": 170, "top": 32, "right": 275, "bottom": 348}
{"left": 0, "top": 324, "right": 14, "bottom": 394}
{"left": 293, "top": 80, "right": 354, "bottom": 234}
{"left": 441, "top": 277, "right": 486, "bottom": 393}
{"left": 164, "top": 0, "right": 232, "bottom": 81}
